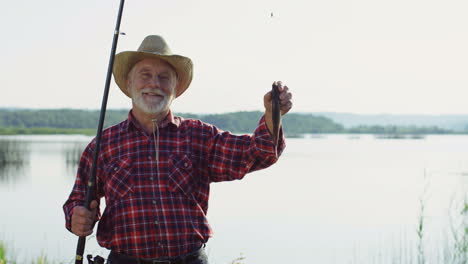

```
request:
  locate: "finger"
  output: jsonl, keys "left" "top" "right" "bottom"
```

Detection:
{"left": 275, "top": 82, "right": 285, "bottom": 93}
{"left": 73, "top": 206, "right": 91, "bottom": 217}
{"left": 280, "top": 91, "right": 292, "bottom": 101}
{"left": 279, "top": 86, "right": 289, "bottom": 97}
{"left": 276, "top": 81, "right": 283, "bottom": 88}
{"left": 73, "top": 211, "right": 95, "bottom": 225}
{"left": 72, "top": 217, "right": 94, "bottom": 230}
{"left": 72, "top": 214, "right": 87, "bottom": 225}
{"left": 73, "top": 228, "right": 93, "bottom": 237}
{"left": 90, "top": 200, "right": 98, "bottom": 209}
{"left": 71, "top": 221, "right": 94, "bottom": 235}
{"left": 90, "top": 200, "right": 99, "bottom": 218}
{"left": 281, "top": 101, "right": 293, "bottom": 109}
{"left": 280, "top": 101, "right": 293, "bottom": 114}
{"left": 74, "top": 209, "right": 93, "bottom": 222}
{"left": 83, "top": 222, "right": 94, "bottom": 231}
{"left": 75, "top": 221, "right": 93, "bottom": 231}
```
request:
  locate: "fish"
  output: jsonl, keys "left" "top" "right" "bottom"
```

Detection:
{"left": 271, "top": 82, "right": 281, "bottom": 155}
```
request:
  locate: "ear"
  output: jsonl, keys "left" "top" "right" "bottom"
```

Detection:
{"left": 126, "top": 73, "right": 132, "bottom": 95}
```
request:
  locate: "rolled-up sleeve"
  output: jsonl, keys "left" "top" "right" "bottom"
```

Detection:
{"left": 203, "top": 115, "right": 285, "bottom": 182}
{"left": 63, "top": 143, "right": 102, "bottom": 232}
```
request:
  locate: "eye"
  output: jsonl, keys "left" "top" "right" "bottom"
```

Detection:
{"left": 139, "top": 72, "right": 151, "bottom": 79}
{"left": 159, "top": 74, "right": 170, "bottom": 81}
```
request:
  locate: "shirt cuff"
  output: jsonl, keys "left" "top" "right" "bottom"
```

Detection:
{"left": 63, "top": 201, "right": 80, "bottom": 232}
{"left": 253, "top": 115, "right": 286, "bottom": 157}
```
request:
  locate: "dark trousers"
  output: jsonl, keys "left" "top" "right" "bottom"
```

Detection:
{"left": 106, "top": 247, "right": 208, "bottom": 264}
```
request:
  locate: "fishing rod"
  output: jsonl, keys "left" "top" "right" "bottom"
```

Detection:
{"left": 74, "top": 0, "right": 126, "bottom": 263}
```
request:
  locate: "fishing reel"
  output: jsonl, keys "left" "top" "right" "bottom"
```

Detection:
{"left": 87, "top": 254, "right": 105, "bottom": 264}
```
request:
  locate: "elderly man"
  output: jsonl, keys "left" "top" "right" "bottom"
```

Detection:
{"left": 64, "top": 35, "right": 292, "bottom": 264}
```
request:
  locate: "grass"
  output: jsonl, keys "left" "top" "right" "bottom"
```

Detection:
{"left": 0, "top": 241, "right": 6, "bottom": 264}
{"left": 0, "top": 140, "right": 29, "bottom": 183}
{"left": 416, "top": 177, "right": 429, "bottom": 264}
{"left": 448, "top": 198, "right": 468, "bottom": 263}
{"left": 0, "top": 140, "right": 27, "bottom": 165}
{"left": 417, "top": 196, "right": 426, "bottom": 264}
{"left": 229, "top": 253, "right": 246, "bottom": 264}
{"left": 35, "top": 254, "right": 52, "bottom": 264}
{"left": 0, "top": 241, "right": 14, "bottom": 264}
{"left": 408, "top": 188, "right": 467, "bottom": 264}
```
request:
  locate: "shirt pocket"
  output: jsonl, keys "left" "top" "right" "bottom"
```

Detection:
{"left": 104, "top": 156, "right": 133, "bottom": 200}
{"left": 168, "top": 153, "right": 195, "bottom": 196}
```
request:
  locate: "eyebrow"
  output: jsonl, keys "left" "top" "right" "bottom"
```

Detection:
{"left": 137, "top": 67, "right": 152, "bottom": 73}
{"left": 137, "top": 67, "right": 174, "bottom": 76}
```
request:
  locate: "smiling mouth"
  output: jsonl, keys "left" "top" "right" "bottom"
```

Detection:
{"left": 143, "top": 92, "right": 164, "bottom": 99}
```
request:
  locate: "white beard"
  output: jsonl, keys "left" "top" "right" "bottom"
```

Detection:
{"left": 131, "top": 87, "right": 174, "bottom": 115}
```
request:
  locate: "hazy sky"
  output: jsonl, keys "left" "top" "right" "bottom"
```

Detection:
{"left": 2, "top": 0, "right": 467, "bottom": 114}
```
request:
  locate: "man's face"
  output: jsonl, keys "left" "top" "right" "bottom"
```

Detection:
{"left": 127, "top": 58, "right": 177, "bottom": 115}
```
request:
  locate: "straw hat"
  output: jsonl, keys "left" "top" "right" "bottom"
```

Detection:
{"left": 113, "top": 35, "right": 193, "bottom": 98}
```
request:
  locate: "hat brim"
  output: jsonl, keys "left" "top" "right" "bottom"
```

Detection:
{"left": 113, "top": 51, "right": 193, "bottom": 98}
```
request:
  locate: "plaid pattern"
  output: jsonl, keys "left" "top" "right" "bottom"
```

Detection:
{"left": 63, "top": 111, "right": 285, "bottom": 258}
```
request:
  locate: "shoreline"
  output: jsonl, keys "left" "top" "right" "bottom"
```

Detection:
{"left": 1, "top": 127, "right": 467, "bottom": 137}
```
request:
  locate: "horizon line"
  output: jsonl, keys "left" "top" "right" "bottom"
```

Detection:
{"left": 1, "top": 107, "right": 468, "bottom": 116}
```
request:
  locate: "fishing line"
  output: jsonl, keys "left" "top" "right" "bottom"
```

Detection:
{"left": 151, "top": 118, "right": 160, "bottom": 177}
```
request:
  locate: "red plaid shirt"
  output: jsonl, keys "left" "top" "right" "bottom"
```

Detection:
{"left": 63, "top": 110, "right": 285, "bottom": 258}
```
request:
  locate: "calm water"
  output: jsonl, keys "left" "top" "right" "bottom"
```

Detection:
{"left": 0, "top": 134, "right": 467, "bottom": 264}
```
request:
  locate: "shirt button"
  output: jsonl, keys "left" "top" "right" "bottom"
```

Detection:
{"left": 154, "top": 220, "right": 159, "bottom": 225}
{"left": 152, "top": 200, "right": 157, "bottom": 205}
{"left": 184, "top": 162, "right": 188, "bottom": 168}
{"left": 149, "top": 177, "right": 154, "bottom": 181}
{"left": 148, "top": 156, "right": 152, "bottom": 160}
{"left": 113, "top": 167, "right": 118, "bottom": 171}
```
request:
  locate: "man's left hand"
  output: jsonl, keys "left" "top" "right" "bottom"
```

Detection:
{"left": 264, "top": 81, "right": 293, "bottom": 134}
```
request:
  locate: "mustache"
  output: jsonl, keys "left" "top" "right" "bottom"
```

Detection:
{"left": 140, "top": 88, "right": 167, "bottom": 96}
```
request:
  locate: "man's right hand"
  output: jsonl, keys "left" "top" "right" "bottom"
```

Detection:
{"left": 71, "top": 200, "right": 98, "bottom": 237}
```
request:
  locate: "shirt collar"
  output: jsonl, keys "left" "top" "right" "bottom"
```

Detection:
{"left": 125, "top": 109, "right": 180, "bottom": 132}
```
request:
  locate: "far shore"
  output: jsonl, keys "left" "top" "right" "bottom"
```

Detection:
{"left": 1, "top": 127, "right": 468, "bottom": 137}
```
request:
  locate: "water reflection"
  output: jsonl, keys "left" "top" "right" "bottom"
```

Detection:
{"left": 63, "top": 142, "right": 87, "bottom": 176}
{"left": 0, "top": 139, "right": 29, "bottom": 184}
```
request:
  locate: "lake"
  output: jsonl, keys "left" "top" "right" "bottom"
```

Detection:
{"left": 0, "top": 134, "right": 467, "bottom": 264}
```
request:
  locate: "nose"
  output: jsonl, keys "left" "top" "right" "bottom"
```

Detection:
{"left": 146, "top": 77, "right": 160, "bottom": 88}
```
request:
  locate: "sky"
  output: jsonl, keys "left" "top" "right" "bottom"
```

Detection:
{"left": 1, "top": 0, "right": 468, "bottom": 114}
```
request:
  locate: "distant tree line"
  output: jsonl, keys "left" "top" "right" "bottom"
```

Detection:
{"left": 347, "top": 125, "right": 451, "bottom": 135}
{"left": 0, "top": 109, "right": 460, "bottom": 136}
{"left": 0, "top": 109, "right": 128, "bottom": 129}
